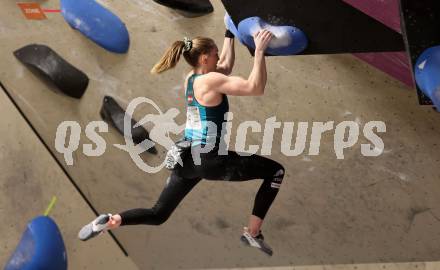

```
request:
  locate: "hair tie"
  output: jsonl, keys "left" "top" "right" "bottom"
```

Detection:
{"left": 183, "top": 37, "right": 192, "bottom": 52}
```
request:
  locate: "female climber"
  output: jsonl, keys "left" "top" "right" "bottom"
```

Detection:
{"left": 79, "top": 28, "right": 285, "bottom": 256}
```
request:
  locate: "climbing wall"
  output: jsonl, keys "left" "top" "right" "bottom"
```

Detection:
{"left": 1, "top": 0, "right": 440, "bottom": 269}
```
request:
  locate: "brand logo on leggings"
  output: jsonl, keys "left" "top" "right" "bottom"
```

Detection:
{"left": 271, "top": 169, "right": 283, "bottom": 189}
{"left": 270, "top": 182, "right": 281, "bottom": 189}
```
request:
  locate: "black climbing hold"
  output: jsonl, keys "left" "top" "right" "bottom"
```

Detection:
{"left": 100, "top": 96, "right": 158, "bottom": 154}
{"left": 153, "top": 0, "right": 213, "bottom": 17}
{"left": 13, "top": 44, "right": 89, "bottom": 99}
{"left": 221, "top": 0, "right": 405, "bottom": 55}
{"left": 400, "top": 0, "right": 440, "bottom": 105}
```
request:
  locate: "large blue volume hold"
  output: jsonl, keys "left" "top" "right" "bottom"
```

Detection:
{"left": 5, "top": 216, "right": 67, "bottom": 270}
{"left": 414, "top": 45, "right": 440, "bottom": 109}
{"left": 61, "top": 0, "right": 130, "bottom": 53}
{"left": 237, "top": 16, "right": 308, "bottom": 56}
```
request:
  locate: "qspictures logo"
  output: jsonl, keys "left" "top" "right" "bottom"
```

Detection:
{"left": 54, "top": 97, "right": 386, "bottom": 173}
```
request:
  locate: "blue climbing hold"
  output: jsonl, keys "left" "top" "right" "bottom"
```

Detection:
{"left": 414, "top": 45, "right": 440, "bottom": 109}
{"left": 5, "top": 216, "right": 67, "bottom": 270}
{"left": 237, "top": 16, "right": 308, "bottom": 56}
{"left": 61, "top": 0, "right": 130, "bottom": 53}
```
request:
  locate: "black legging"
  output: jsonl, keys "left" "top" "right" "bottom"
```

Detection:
{"left": 119, "top": 147, "right": 285, "bottom": 226}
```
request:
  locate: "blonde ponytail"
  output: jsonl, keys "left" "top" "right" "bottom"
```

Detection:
{"left": 151, "top": 41, "right": 185, "bottom": 74}
{"left": 151, "top": 37, "right": 216, "bottom": 74}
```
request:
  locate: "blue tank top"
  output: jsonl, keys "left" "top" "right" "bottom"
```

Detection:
{"left": 184, "top": 74, "right": 229, "bottom": 145}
